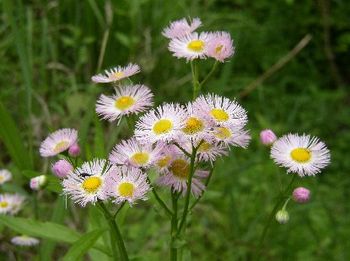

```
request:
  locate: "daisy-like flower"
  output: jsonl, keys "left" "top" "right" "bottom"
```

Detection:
{"left": 0, "top": 194, "right": 25, "bottom": 215}
{"left": 135, "top": 103, "right": 187, "bottom": 143}
{"left": 182, "top": 140, "right": 228, "bottom": 163}
{"left": 91, "top": 63, "right": 140, "bottom": 83}
{"left": 157, "top": 156, "right": 208, "bottom": 198}
{"left": 109, "top": 138, "right": 163, "bottom": 169}
{"left": 180, "top": 102, "right": 212, "bottom": 143}
{"left": 153, "top": 144, "right": 180, "bottom": 173}
{"left": 0, "top": 169, "right": 12, "bottom": 185}
{"left": 39, "top": 128, "right": 78, "bottom": 157}
{"left": 62, "top": 159, "right": 113, "bottom": 206}
{"left": 206, "top": 31, "right": 234, "bottom": 62}
{"left": 105, "top": 166, "right": 150, "bottom": 205}
{"left": 162, "top": 17, "right": 202, "bottom": 39}
{"left": 96, "top": 85, "right": 154, "bottom": 123}
{"left": 193, "top": 94, "right": 248, "bottom": 128}
{"left": 212, "top": 125, "right": 251, "bottom": 148}
{"left": 11, "top": 235, "right": 39, "bottom": 247}
{"left": 168, "top": 32, "right": 211, "bottom": 61}
{"left": 271, "top": 133, "right": 330, "bottom": 177}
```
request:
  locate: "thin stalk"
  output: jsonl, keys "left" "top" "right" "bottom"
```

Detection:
{"left": 191, "top": 61, "right": 200, "bottom": 99}
{"left": 257, "top": 174, "right": 297, "bottom": 259}
{"left": 190, "top": 164, "right": 216, "bottom": 210}
{"left": 177, "top": 146, "right": 197, "bottom": 235}
{"left": 114, "top": 201, "right": 126, "bottom": 218}
{"left": 200, "top": 61, "right": 219, "bottom": 87}
{"left": 173, "top": 142, "right": 191, "bottom": 157}
{"left": 148, "top": 180, "right": 173, "bottom": 218}
{"left": 98, "top": 202, "right": 129, "bottom": 261}
{"left": 170, "top": 191, "right": 178, "bottom": 261}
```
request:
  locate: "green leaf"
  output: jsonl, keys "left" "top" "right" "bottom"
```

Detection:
{"left": 46, "top": 176, "right": 62, "bottom": 193}
{"left": 0, "top": 216, "right": 80, "bottom": 243}
{"left": 63, "top": 229, "right": 107, "bottom": 261}
{"left": 0, "top": 216, "right": 110, "bottom": 255}
{"left": 0, "top": 102, "right": 33, "bottom": 170}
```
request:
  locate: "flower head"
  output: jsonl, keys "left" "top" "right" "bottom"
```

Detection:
{"left": 162, "top": 17, "right": 201, "bottom": 39}
{"left": 185, "top": 140, "right": 228, "bottom": 163}
{"left": 271, "top": 134, "right": 330, "bottom": 177}
{"left": 91, "top": 63, "right": 140, "bottom": 83}
{"left": 105, "top": 166, "right": 150, "bottom": 205}
{"left": 62, "top": 159, "right": 113, "bottom": 206}
{"left": 52, "top": 159, "right": 73, "bottom": 178}
{"left": 206, "top": 31, "right": 234, "bottom": 62}
{"left": 39, "top": 128, "right": 78, "bottom": 157}
{"left": 68, "top": 143, "right": 81, "bottom": 157}
{"left": 29, "top": 175, "right": 47, "bottom": 191}
{"left": 292, "top": 187, "right": 311, "bottom": 203}
{"left": 260, "top": 129, "right": 277, "bottom": 146}
{"left": 0, "top": 193, "right": 25, "bottom": 215}
{"left": 212, "top": 125, "right": 251, "bottom": 148}
{"left": 193, "top": 94, "right": 248, "bottom": 128}
{"left": 0, "top": 169, "right": 12, "bottom": 185}
{"left": 275, "top": 209, "right": 289, "bottom": 224}
{"left": 168, "top": 32, "right": 211, "bottom": 61}
{"left": 109, "top": 138, "right": 163, "bottom": 169}
{"left": 153, "top": 144, "right": 180, "bottom": 173}
{"left": 11, "top": 235, "right": 39, "bottom": 247}
{"left": 135, "top": 103, "right": 187, "bottom": 143}
{"left": 157, "top": 156, "right": 208, "bottom": 198}
{"left": 96, "top": 85, "right": 153, "bottom": 123}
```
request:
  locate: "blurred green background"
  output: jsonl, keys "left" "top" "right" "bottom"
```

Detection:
{"left": 0, "top": 0, "right": 349, "bottom": 260}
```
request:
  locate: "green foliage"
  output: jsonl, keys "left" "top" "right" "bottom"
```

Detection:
{"left": 0, "top": 0, "right": 349, "bottom": 260}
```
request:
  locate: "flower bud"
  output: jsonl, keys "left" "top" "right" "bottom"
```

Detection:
{"left": 52, "top": 159, "right": 73, "bottom": 178}
{"left": 260, "top": 129, "right": 277, "bottom": 146}
{"left": 275, "top": 209, "right": 289, "bottom": 224}
{"left": 68, "top": 143, "right": 81, "bottom": 157}
{"left": 292, "top": 187, "right": 311, "bottom": 203}
{"left": 29, "top": 175, "right": 47, "bottom": 190}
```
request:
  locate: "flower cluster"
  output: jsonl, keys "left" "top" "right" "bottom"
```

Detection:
{"left": 164, "top": 17, "right": 234, "bottom": 62}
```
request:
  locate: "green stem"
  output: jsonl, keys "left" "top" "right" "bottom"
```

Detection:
{"left": 173, "top": 142, "right": 191, "bottom": 157}
{"left": 177, "top": 146, "right": 197, "bottom": 235}
{"left": 190, "top": 164, "right": 216, "bottom": 211}
{"left": 149, "top": 181, "right": 173, "bottom": 218}
{"left": 114, "top": 201, "right": 126, "bottom": 218}
{"left": 170, "top": 191, "right": 178, "bottom": 261}
{"left": 191, "top": 61, "right": 200, "bottom": 99}
{"left": 257, "top": 174, "right": 297, "bottom": 259}
{"left": 98, "top": 202, "right": 129, "bottom": 261}
{"left": 200, "top": 60, "right": 219, "bottom": 87}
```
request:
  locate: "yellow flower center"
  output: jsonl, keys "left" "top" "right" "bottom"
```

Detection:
{"left": 113, "top": 71, "right": 124, "bottom": 79}
{"left": 210, "top": 108, "right": 229, "bottom": 122}
{"left": 170, "top": 159, "right": 189, "bottom": 180}
{"left": 130, "top": 152, "right": 150, "bottom": 166}
{"left": 157, "top": 156, "right": 171, "bottom": 168}
{"left": 82, "top": 176, "right": 102, "bottom": 193}
{"left": 215, "top": 45, "right": 223, "bottom": 54}
{"left": 198, "top": 141, "right": 212, "bottom": 152}
{"left": 182, "top": 117, "right": 204, "bottom": 135}
{"left": 115, "top": 96, "right": 135, "bottom": 111}
{"left": 187, "top": 40, "right": 205, "bottom": 52}
{"left": 153, "top": 119, "right": 173, "bottom": 135}
{"left": 53, "top": 140, "right": 69, "bottom": 153}
{"left": 0, "top": 176, "right": 3, "bottom": 182}
{"left": 214, "top": 127, "right": 232, "bottom": 139}
{"left": 118, "top": 182, "right": 135, "bottom": 197}
{"left": 0, "top": 201, "right": 9, "bottom": 208}
{"left": 290, "top": 148, "right": 311, "bottom": 163}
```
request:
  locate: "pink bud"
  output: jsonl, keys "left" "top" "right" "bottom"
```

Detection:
{"left": 292, "top": 187, "right": 311, "bottom": 203}
{"left": 52, "top": 159, "right": 73, "bottom": 178}
{"left": 29, "top": 175, "right": 47, "bottom": 190}
{"left": 68, "top": 143, "right": 81, "bottom": 157}
{"left": 260, "top": 129, "right": 277, "bottom": 146}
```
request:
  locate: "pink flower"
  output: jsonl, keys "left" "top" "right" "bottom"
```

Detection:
{"left": 162, "top": 17, "right": 201, "bottom": 39}
{"left": 292, "top": 187, "right": 311, "bottom": 203}
{"left": 68, "top": 143, "right": 81, "bottom": 157}
{"left": 91, "top": 63, "right": 140, "bottom": 83}
{"left": 206, "top": 31, "right": 234, "bottom": 62}
{"left": 29, "top": 175, "right": 47, "bottom": 191}
{"left": 260, "top": 129, "right": 277, "bottom": 146}
{"left": 52, "top": 160, "right": 73, "bottom": 178}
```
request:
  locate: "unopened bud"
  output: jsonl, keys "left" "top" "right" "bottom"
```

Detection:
{"left": 68, "top": 143, "right": 81, "bottom": 157}
{"left": 292, "top": 187, "right": 311, "bottom": 203}
{"left": 275, "top": 209, "right": 289, "bottom": 224}
{"left": 29, "top": 175, "right": 47, "bottom": 190}
{"left": 260, "top": 129, "right": 277, "bottom": 146}
{"left": 52, "top": 159, "right": 73, "bottom": 178}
